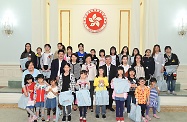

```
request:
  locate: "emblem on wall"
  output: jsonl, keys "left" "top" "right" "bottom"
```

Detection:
{"left": 83, "top": 8, "right": 107, "bottom": 33}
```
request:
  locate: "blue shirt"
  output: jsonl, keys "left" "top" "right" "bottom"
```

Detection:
{"left": 22, "top": 69, "right": 41, "bottom": 88}
{"left": 77, "top": 51, "right": 87, "bottom": 64}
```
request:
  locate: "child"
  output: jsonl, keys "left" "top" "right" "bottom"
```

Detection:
{"left": 70, "top": 53, "right": 81, "bottom": 111}
{"left": 94, "top": 66, "right": 109, "bottom": 119}
{"left": 118, "top": 46, "right": 131, "bottom": 65}
{"left": 131, "top": 48, "right": 140, "bottom": 65}
{"left": 75, "top": 70, "right": 90, "bottom": 122}
{"left": 45, "top": 78, "right": 58, "bottom": 122}
{"left": 34, "top": 74, "right": 48, "bottom": 121}
{"left": 90, "top": 49, "right": 99, "bottom": 69}
{"left": 76, "top": 43, "right": 87, "bottom": 65}
{"left": 143, "top": 49, "right": 155, "bottom": 85}
{"left": 40, "top": 44, "right": 53, "bottom": 83}
{"left": 82, "top": 54, "right": 97, "bottom": 112}
{"left": 120, "top": 55, "right": 130, "bottom": 77}
{"left": 59, "top": 63, "right": 76, "bottom": 122}
{"left": 24, "top": 74, "right": 37, "bottom": 122}
{"left": 66, "top": 46, "right": 73, "bottom": 63}
{"left": 132, "top": 54, "right": 145, "bottom": 79}
{"left": 98, "top": 49, "right": 106, "bottom": 66}
{"left": 111, "top": 66, "right": 130, "bottom": 122}
{"left": 126, "top": 68, "right": 137, "bottom": 117}
{"left": 110, "top": 46, "right": 120, "bottom": 66}
{"left": 35, "top": 47, "right": 42, "bottom": 70}
{"left": 135, "top": 77, "right": 150, "bottom": 122}
{"left": 146, "top": 77, "right": 160, "bottom": 120}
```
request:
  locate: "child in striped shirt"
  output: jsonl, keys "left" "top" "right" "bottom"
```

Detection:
{"left": 146, "top": 78, "right": 160, "bottom": 120}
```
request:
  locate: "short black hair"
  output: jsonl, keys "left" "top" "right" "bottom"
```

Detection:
{"left": 25, "top": 61, "right": 34, "bottom": 69}
{"left": 44, "top": 44, "right": 51, "bottom": 49}
{"left": 165, "top": 46, "right": 172, "bottom": 51}
{"left": 67, "top": 46, "right": 73, "bottom": 51}
{"left": 78, "top": 43, "right": 84, "bottom": 48}
{"left": 90, "top": 49, "right": 96, "bottom": 53}
{"left": 36, "top": 47, "right": 42, "bottom": 52}
{"left": 49, "top": 77, "right": 57, "bottom": 85}
{"left": 150, "top": 77, "right": 157, "bottom": 83}
{"left": 64, "top": 63, "right": 71, "bottom": 68}
{"left": 138, "top": 77, "right": 146, "bottom": 82}
{"left": 85, "top": 54, "right": 92, "bottom": 59}
{"left": 57, "top": 43, "right": 63, "bottom": 46}
{"left": 24, "top": 74, "right": 34, "bottom": 85}
{"left": 121, "top": 55, "right": 128, "bottom": 64}
{"left": 116, "top": 66, "right": 125, "bottom": 79}
{"left": 99, "top": 49, "right": 105, "bottom": 56}
{"left": 80, "top": 70, "right": 88, "bottom": 75}
{"left": 58, "top": 49, "right": 64, "bottom": 54}
{"left": 96, "top": 66, "right": 106, "bottom": 77}
{"left": 36, "top": 74, "right": 44, "bottom": 80}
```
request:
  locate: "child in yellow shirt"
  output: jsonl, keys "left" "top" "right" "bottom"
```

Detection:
{"left": 94, "top": 66, "right": 109, "bottom": 119}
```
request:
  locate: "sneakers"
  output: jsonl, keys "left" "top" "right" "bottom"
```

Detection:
{"left": 53, "top": 115, "right": 56, "bottom": 122}
{"left": 28, "top": 116, "right": 32, "bottom": 122}
{"left": 62, "top": 116, "right": 66, "bottom": 122}
{"left": 127, "top": 113, "right": 130, "bottom": 118}
{"left": 142, "top": 117, "right": 148, "bottom": 122}
{"left": 91, "top": 109, "right": 94, "bottom": 112}
{"left": 102, "top": 114, "right": 106, "bottom": 119}
{"left": 32, "top": 115, "right": 38, "bottom": 122}
{"left": 45, "top": 118, "right": 50, "bottom": 122}
{"left": 96, "top": 114, "right": 99, "bottom": 118}
{"left": 80, "top": 117, "right": 83, "bottom": 122}
{"left": 172, "top": 91, "right": 177, "bottom": 95}
{"left": 120, "top": 117, "right": 124, "bottom": 122}
{"left": 153, "top": 114, "right": 160, "bottom": 119}
{"left": 41, "top": 118, "right": 45, "bottom": 121}
{"left": 167, "top": 90, "right": 170, "bottom": 95}
{"left": 68, "top": 115, "right": 71, "bottom": 122}
{"left": 83, "top": 118, "right": 86, "bottom": 122}
{"left": 116, "top": 117, "right": 120, "bottom": 122}
{"left": 146, "top": 115, "right": 151, "bottom": 121}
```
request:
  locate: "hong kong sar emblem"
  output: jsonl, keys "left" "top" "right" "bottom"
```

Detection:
{"left": 83, "top": 8, "right": 107, "bottom": 33}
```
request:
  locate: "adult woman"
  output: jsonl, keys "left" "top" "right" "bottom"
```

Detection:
{"left": 131, "top": 48, "right": 140, "bottom": 65}
{"left": 20, "top": 43, "right": 36, "bottom": 70}
{"left": 152, "top": 45, "right": 165, "bottom": 81}
{"left": 53, "top": 43, "right": 66, "bottom": 60}
{"left": 118, "top": 46, "right": 131, "bottom": 65}
{"left": 22, "top": 61, "right": 41, "bottom": 97}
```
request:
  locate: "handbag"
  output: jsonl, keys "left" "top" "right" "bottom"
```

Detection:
{"left": 76, "top": 89, "right": 91, "bottom": 106}
{"left": 157, "top": 76, "right": 167, "bottom": 91}
{"left": 95, "top": 90, "right": 109, "bottom": 105}
{"left": 156, "top": 96, "right": 161, "bottom": 112}
{"left": 18, "top": 94, "right": 30, "bottom": 109}
{"left": 129, "top": 104, "right": 141, "bottom": 122}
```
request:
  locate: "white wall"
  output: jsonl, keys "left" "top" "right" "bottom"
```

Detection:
{"left": 158, "top": 0, "right": 187, "bottom": 65}
{"left": 0, "top": 0, "right": 32, "bottom": 64}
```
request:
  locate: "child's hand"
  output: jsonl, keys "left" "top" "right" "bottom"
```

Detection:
{"left": 34, "top": 101, "right": 36, "bottom": 105}
{"left": 99, "top": 80, "right": 104, "bottom": 84}
{"left": 29, "top": 90, "right": 33, "bottom": 93}
{"left": 147, "top": 101, "right": 150, "bottom": 105}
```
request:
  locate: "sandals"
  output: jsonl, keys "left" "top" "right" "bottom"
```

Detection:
{"left": 153, "top": 114, "right": 160, "bottom": 119}
{"left": 146, "top": 115, "right": 152, "bottom": 121}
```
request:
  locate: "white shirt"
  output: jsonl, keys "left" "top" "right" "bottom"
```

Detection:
{"left": 43, "top": 53, "right": 50, "bottom": 65}
{"left": 99, "top": 57, "right": 105, "bottom": 66}
{"left": 106, "top": 64, "right": 111, "bottom": 77}
{"left": 111, "top": 55, "right": 116, "bottom": 66}
{"left": 121, "top": 64, "right": 130, "bottom": 73}
{"left": 46, "top": 86, "right": 58, "bottom": 99}
{"left": 57, "top": 60, "right": 62, "bottom": 77}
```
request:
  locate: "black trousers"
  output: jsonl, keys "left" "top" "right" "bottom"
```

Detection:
{"left": 47, "top": 108, "right": 56, "bottom": 116}
{"left": 107, "top": 87, "right": 113, "bottom": 109}
{"left": 138, "top": 104, "right": 147, "bottom": 117}
{"left": 89, "top": 81, "right": 94, "bottom": 109}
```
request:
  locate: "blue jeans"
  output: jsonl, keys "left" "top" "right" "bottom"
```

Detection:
{"left": 79, "top": 106, "right": 87, "bottom": 118}
{"left": 127, "top": 94, "right": 136, "bottom": 113}
{"left": 96, "top": 105, "right": 106, "bottom": 115}
{"left": 115, "top": 97, "right": 125, "bottom": 117}
{"left": 166, "top": 75, "right": 176, "bottom": 92}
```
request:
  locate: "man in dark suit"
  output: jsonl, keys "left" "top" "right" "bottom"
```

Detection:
{"left": 102, "top": 55, "right": 117, "bottom": 111}
{"left": 50, "top": 49, "right": 67, "bottom": 80}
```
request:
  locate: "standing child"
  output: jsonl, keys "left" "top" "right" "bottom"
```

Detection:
{"left": 76, "top": 70, "right": 90, "bottom": 122}
{"left": 132, "top": 54, "right": 145, "bottom": 79}
{"left": 45, "top": 78, "right": 58, "bottom": 122}
{"left": 146, "top": 78, "right": 160, "bottom": 121}
{"left": 94, "top": 66, "right": 109, "bottom": 119}
{"left": 120, "top": 55, "right": 130, "bottom": 77}
{"left": 110, "top": 46, "right": 120, "bottom": 66}
{"left": 82, "top": 54, "right": 97, "bottom": 112}
{"left": 24, "top": 74, "right": 37, "bottom": 122}
{"left": 35, "top": 47, "right": 42, "bottom": 70}
{"left": 143, "top": 49, "right": 155, "bottom": 85}
{"left": 131, "top": 48, "right": 140, "bottom": 65}
{"left": 126, "top": 68, "right": 137, "bottom": 117}
{"left": 76, "top": 43, "right": 87, "bottom": 65}
{"left": 34, "top": 74, "right": 48, "bottom": 121}
{"left": 59, "top": 63, "right": 76, "bottom": 122}
{"left": 111, "top": 66, "right": 130, "bottom": 122}
{"left": 90, "top": 49, "right": 99, "bottom": 69}
{"left": 135, "top": 77, "right": 150, "bottom": 122}
{"left": 98, "top": 49, "right": 106, "bottom": 66}
{"left": 70, "top": 53, "right": 81, "bottom": 111}
{"left": 66, "top": 46, "right": 73, "bottom": 63}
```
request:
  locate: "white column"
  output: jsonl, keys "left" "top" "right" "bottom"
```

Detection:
{"left": 32, "top": 0, "right": 46, "bottom": 50}
{"left": 143, "top": 0, "right": 158, "bottom": 50}
{"left": 49, "top": 0, "right": 58, "bottom": 53}
{"left": 130, "top": 0, "right": 140, "bottom": 51}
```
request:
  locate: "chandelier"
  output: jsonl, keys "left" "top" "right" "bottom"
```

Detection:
{"left": 178, "top": 18, "right": 187, "bottom": 37}
{"left": 2, "top": 17, "right": 13, "bottom": 37}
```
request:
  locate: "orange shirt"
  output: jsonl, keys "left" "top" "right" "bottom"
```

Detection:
{"left": 135, "top": 86, "right": 150, "bottom": 104}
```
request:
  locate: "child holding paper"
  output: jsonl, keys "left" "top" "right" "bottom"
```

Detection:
{"left": 111, "top": 66, "right": 130, "bottom": 122}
